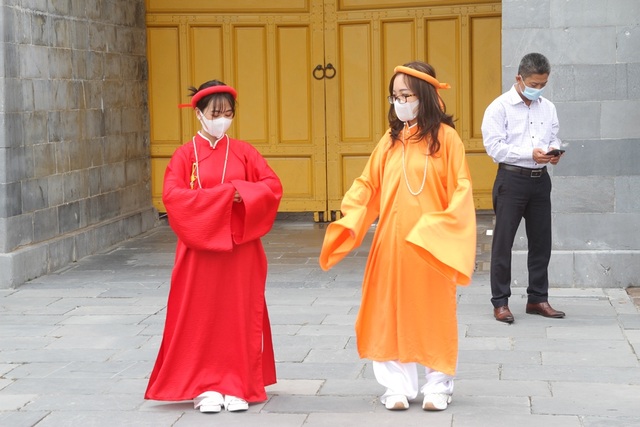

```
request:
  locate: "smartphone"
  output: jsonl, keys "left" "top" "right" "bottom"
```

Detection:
{"left": 546, "top": 149, "right": 565, "bottom": 156}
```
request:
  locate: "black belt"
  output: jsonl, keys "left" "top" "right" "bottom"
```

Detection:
{"left": 499, "top": 163, "right": 546, "bottom": 178}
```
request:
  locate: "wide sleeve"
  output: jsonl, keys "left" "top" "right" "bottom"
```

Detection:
{"left": 230, "top": 148, "right": 283, "bottom": 245}
{"left": 162, "top": 147, "right": 237, "bottom": 251}
{"left": 405, "top": 129, "right": 477, "bottom": 285}
{"left": 318, "top": 134, "right": 386, "bottom": 271}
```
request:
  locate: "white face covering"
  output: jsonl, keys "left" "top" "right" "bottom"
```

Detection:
{"left": 394, "top": 99, "right": 419, "bottom": 122}
{"left": 198, "top": 112, "right": 232, "bottom": 139}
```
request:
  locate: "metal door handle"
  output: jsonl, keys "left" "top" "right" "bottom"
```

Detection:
{"left": 313, "top": 64, "right": 325, "bottom": 80}
{"left": 324, "top": 63, "right": 336, "bottom": 79}
{"left": 313, "top": 64, "right": 337, "bottom": 80}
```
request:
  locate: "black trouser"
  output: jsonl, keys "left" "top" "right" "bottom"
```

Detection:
{"left": 490, "top": 165, "right": 552, "bottom": 308}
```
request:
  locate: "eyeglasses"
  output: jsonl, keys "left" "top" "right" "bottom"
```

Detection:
{"left": 387, "top": 94, "right": 416, "bottom": 104}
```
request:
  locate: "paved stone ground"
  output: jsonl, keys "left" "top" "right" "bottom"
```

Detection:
{"left": 1, "top": 213, "right": 639, "bottom": 426}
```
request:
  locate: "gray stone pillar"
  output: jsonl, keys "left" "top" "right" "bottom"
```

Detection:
{"left": 0, "top": 0, "right": 157, "bottom": 288}
{"left": 501, "top": 0, "right": 640, "bottom": 288}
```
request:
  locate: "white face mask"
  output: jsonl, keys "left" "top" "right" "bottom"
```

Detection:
{"left": 394, "top": 99, "right": 419, "bottom": 122}
{"left": 198, "top": 112, "right": 232, "bottom": 139}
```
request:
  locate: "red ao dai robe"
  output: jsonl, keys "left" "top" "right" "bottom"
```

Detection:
{"left": 145, "top": 133, "right": 282, "bottom": 403}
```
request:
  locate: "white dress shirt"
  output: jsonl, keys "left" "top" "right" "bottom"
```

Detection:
{"left": 481, "top": 85, "right": 560, "bottom": 169}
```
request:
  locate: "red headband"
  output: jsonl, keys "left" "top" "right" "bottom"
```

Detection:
{"left": 179, "top": 85, "right": 238, "bottom": 109}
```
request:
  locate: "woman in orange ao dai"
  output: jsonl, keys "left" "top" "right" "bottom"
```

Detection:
{"left": 319, "top": 62, "right": 476, "bottom": 412}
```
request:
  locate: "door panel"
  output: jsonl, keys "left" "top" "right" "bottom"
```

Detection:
{"left": 147, "top": 26, "right": 182, "bottom": 209}
{"left": 146, "top": 1, "right": 327, "bottom": 213}
{"left": 325, "top": 1, "right": 501, "bottom": 214}
{"left": 469, "top": 14, "right": 501, "bottom": 207}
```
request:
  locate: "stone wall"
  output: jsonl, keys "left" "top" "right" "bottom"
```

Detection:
{"left": 501, "top": 0, "right": 640, "bottom": 287}
{"left": 0, "top": 0, "right": 157, "bottom": 288}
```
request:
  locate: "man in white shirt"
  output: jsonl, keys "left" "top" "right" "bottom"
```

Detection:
{"left": 481, "top": 52, "right": 565, "bottom": 323}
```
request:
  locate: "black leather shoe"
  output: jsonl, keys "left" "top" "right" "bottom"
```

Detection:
{"left": 494, "top": 305, "right": 514, "bottom": 323}
{"left": 526, "top": 302, "right": 565, "bottom": 318}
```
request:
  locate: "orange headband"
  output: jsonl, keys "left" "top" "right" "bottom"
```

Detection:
{"left": 394, "top": 66, "right": 451, "bottom": 90}
{"left": 179, "top": 85, "right": 238, "bottom": 109}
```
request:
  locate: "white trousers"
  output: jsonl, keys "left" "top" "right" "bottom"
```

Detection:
{"left": 373, "top": 360, "right": 454, "bottom": 403}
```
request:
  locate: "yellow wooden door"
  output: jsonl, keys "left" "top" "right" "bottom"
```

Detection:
{"left": 145, "top": 0, "right": 501, "bottom": 216}
{"left": 146, "top": 0, "right": 328, "bottom": 214}
{"left": 323, "top": 0, "right": 501, "bottom": 217}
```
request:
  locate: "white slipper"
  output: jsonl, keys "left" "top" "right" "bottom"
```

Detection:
{"left": 383, "top": 394, "right": 409, "bottom": 410}
{"left": 194, "top": 391, "right": 224, "bottom": 413}
{"left": 422, "top": 393, "right": 452, "bottom": 411}
{"left": 224, "top": 395, "right": 249, "bottom": 412}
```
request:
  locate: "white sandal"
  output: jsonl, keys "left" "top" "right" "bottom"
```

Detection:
{"left": 224, "top": 395, "right": 249, "bottom": 412}
{"left": 194, "top": 391, "right": 224, "bottom": 413}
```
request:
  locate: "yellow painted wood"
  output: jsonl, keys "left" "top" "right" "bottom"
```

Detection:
{"left": 146, "top": 0, "right": 310, "bottom": 13}
{"left": 324, "top": 1, "right": 501, "bottom": 214}
{"left": 146, "top": 1, "right": 328, "bottom": 214}
{"left": 147, "top": 26, "right": 182, "bottom": 211}
{"left": 146, "top": 0, "right": 501, "bottom": 215}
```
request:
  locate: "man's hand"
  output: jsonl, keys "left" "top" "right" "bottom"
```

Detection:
{"left": 533, "top": 147, "right": 562, "bottom": 165}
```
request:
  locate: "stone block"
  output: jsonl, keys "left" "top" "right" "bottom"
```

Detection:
{"left": 4, "top": 112, "right": 25, "bottom": 150}
{"left": 25, "top": 112, "right": 49, "bottom": 146}
{"left": 49, "top": 0, "right": 71, "bottom": 15}
{"left": 62, "top": 170, "right": 89, "bottom": 203}
{"left": 46, "top": 235, "right": 76, "bottom": 272}
{"left": 503, "top": 27, "right": 617, "bottom": 66}
{"left": 617, "top": 26, "right": 640, "bottom": 63}
{"left": 104, "top": 52, "right": 122, "bottom": 80}
{"left": 554, "top": 101, "right": 600, "bottom": 140}
{"left": 48, "top": 48, "right": 72, "bottom": 79}
{"left": 3, "top": 43, "right": 19, "bottom": 78}
{"left": 0, "top": 214, "right": 33, "bottom": 252}
{"left": 58, "top": 201, "right": 81, "bottom": 233}
{"left": 86, "top": 51, "right": 104, "bottom": 81}
{"left": 601, "top": 100, "right": 640, "bottom": 139}
{"left": 551, "top": 176, "right": 614, "bottom": 213}
{"left": 32, "top": 79, "right": 52, "bottom": 111}
{"left": 71, "top": 49, "right": 87, "bottom": 79}
{"left": 51, "top": 79, "right": 74, "bottom": 110}
{"left": 88, "top": 22, "right": 107, "bottom": 52}
{"left": 21, "top": 178, "right": 48, "bottom": 212}
{"left": 548, "top": 64, "right": 574, "bottom": 102}
{"left": 100, "top": 163, "right": 126, "bottom": 193}
{"left": 574, "top": 250, "right": 640, "bottom": 287}
{"left": 615, "top": 63, "right": 629, "bottom": 99}
{"left": 572, "top": 64, "right": 617, "bottom": 101}
{"left": 19, "top": 44, "right": 49, "bottom": 79}
{"left": 0, "top": 182, "right": 22, "bottom": 217}
{"left": 22, "top": 0, "right": 48, "bottom": 12}
{"left": 554, "top": 213, "right": 640, "bottom": 250}
{"left": 502, "top": 0, "right": 550, "bottom": 29}
{"left": 630, "top": 63, "right": 640, "bottom": 98}
{"left": 615, "top": 176, "right": 640, "bottom": 213}
{"left": 30, "top": 12, "right": 50, "bottom": 46}
{"left": 554, "top": 139, "right": 640, "bottom": 177}
{"left": 32, "top": 144, "right": 56, "bottom": 178}
{"left": 47, "top": 174, "right": 64, "bottom": 206}
{"left": 33, "top": 207, "right": 59, "bottom": 242}
{"left": 550, "top": 0, "right": 608, "bottom": 27}
{"left": 517, "top": 250, "right": 574, "bottom": 287}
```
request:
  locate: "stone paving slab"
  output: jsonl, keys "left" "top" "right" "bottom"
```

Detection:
{"left": 1, "top": 214, "right": 639, "bottom": 426}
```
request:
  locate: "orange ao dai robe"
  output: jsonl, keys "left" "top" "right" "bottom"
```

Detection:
{"left": 319, "top": 124, "right": 476, "bottom": 376}
{"left": 145, "top": 133, "right": 282, "bottom": 402}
